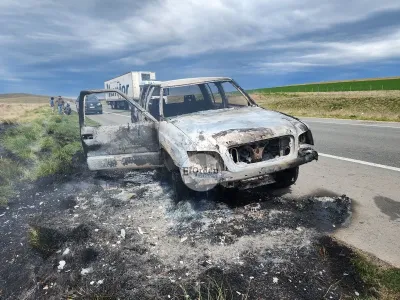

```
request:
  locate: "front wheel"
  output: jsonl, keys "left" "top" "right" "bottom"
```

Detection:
{"left": 171, "top": 171, "right": 190, "bottom": 203}
{"left": 271, "top": 166, "right": 299, "bottom": 188}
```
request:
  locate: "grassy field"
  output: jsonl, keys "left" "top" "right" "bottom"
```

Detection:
{"left": 253, "top": 77, "right": 400, "bottom": 93}
{"left": 251, "top": 90, "right": 400, "bottom": 122}
{"left": 0, "top": 103, "right": 49, "bottom": 123}
{"left": 0, "top": 94, "right": 50, "bottom": 123}
{"left": 0, "top": 103, "right": 84, "bottom": 206}
{"left": 0, "top": 93, "right": 50, "bottom": 103}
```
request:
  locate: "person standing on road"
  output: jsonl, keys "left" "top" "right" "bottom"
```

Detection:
{"left": 49, "top": 97, "right": 55, "bottom": 112}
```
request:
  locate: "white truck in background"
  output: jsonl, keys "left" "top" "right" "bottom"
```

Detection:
{"left": 104, "top": 71, "right": 157, "bottom": 110}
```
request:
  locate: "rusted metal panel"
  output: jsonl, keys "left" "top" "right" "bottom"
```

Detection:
{"left": 167, "top": 106, "right": 296, "bottom": 144}
{"left": 83, "top": 123, "right": 159, "bottom": 156}
{"left": 223, "top": 174, "right": 276, "bottom": 190}
{"left": 87, "top": 153, "right": 163, "bottom": 170}
{"left": 78, "top": 89, "right": 161, "bottom": 171}
{"left": 82, "top": 122, "right": 161, "bottom": 170}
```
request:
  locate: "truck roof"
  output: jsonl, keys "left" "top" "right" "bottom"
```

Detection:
{"left": 104, "top": 71, "right": 155, "bottom": 82}
{"left": 161, "top": 77, "right": 232, "bottom": 88}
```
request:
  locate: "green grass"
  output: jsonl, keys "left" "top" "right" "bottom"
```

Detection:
{"left": 31, "top": 112, "right": 83, "bottom": 178}
{"left": 0, "top": 109, "right": 87, "bottom": 205}
{"left": 0, "top": 158, "right": 23, "bottom": 206}
{"left": 27, "top": 225, "right": 66, "bottom": 258}
{"left": 34, "top": 141, "right": 82, "bottom": 178}
{"left": 352, "top": 253, "right": 400, "bottom": 299}
{"left": 27, "top": 227, "right": 41, "bottom": 250}
{"left": 252, "top": 77, "right": 400, "bottom": 93}
{"left": 2, "top": 122, "right": 43, "bottom": 159}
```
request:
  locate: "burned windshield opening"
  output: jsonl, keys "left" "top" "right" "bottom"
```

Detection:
{"left": 162, "top": 81, "right": 250, "bottom": 118}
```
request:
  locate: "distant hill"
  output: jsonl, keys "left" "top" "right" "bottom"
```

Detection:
{"left": 0, "top": 93, "right": 46, "bottom": 98}
{"left": 253, "top": 76, "right": 400, "bottom": 93}
{"left": 0, "top": 93, "right": 50, "bottom": 103}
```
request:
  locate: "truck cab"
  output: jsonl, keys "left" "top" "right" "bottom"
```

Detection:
{"left": 79, "top": 77, "right": 317, "bottom": 201}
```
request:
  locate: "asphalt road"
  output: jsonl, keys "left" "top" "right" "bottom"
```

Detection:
{"left": 77, "top": 104, "right": 400, "bottom": 267}
{"left": 302, "top": 117, "right": 400, "bottom": 168}
{"left": 74, "top": 104, "right": 131, "bottom": 125}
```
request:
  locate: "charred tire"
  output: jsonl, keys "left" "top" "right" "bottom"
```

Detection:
{"left": 162, "top": 150, "right": 178, "bottom": 172}
{"left": 272, "top": 166, "right": 299, "bottom": 188}
{"left": 162, "top": 150, "right": 190, "bottom": 202}
{"left": 171, "top": 171, "right": 190, "bottom": 203}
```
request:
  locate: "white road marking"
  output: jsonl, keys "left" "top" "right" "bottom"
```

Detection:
{"left": 304, "top": 120, "right": 400, "bottom": 129}
{"left": 319, "top": 153, "right": 400, "bottom": 172}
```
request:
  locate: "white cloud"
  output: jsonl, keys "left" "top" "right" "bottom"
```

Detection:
{"left": 252, "top": 29, "right": 400, "bottom": 73}
{"left": 301, "top": 31, "right": 400, "bottom": 63}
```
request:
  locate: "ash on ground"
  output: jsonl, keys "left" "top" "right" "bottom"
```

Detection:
{"left": 0, "top": 170, "right": 365, "bottom": 300}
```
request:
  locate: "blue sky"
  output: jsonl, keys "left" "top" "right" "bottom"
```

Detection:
{"left": 1, "top": 0, "right": 400, "bottom": 97}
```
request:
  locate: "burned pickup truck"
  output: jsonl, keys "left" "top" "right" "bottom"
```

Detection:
{"left": 78, "top": 77, "right": 317, "bottom": 200}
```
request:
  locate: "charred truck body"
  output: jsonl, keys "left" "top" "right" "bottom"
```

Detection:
{"left": 79, "top": 77, "right": 318, "bottom": 200}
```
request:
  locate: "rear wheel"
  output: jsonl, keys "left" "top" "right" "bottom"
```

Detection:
{"left": 272, "top": 166, "right": 299, "bottom": 188}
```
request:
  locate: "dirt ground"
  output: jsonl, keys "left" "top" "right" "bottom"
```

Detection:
{"left": 0, "top": 156, "right": 371, "bottom": 300}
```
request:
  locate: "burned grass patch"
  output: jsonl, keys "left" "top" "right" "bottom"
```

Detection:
{"left": 1, "top": 170, "right": 397, "bottom": 299}
{"left": 28, "top": 225, "right": 67, "bottom": 258}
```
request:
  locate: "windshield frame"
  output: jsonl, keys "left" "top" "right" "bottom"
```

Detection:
{"left": 159, "top": 80, "right": 257, "bottom": 120}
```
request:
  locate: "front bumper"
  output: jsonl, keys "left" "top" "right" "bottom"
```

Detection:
{"left": 85, "top": 107, "right": 102, "bottom": 114}
{"left": 181, "top": 147, "right": 318, "bottom": 190}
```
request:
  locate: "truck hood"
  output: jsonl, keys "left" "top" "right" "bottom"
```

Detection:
{"left": 168, "top": 106, "right": 306, "bottom": 148}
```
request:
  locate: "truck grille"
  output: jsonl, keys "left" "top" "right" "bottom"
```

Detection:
{"left": 229, "top": 136, "right": 292, "bottom": 164}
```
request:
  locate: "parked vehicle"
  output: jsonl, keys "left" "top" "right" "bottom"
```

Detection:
{"left": 84, "top": 94, "right": 103, "bottom": 114}
{"left": 78, "top": 77, "right": 318, "bottom": 201}
{"left": 104, "top": 71, "right": 157, "bottom": 110}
